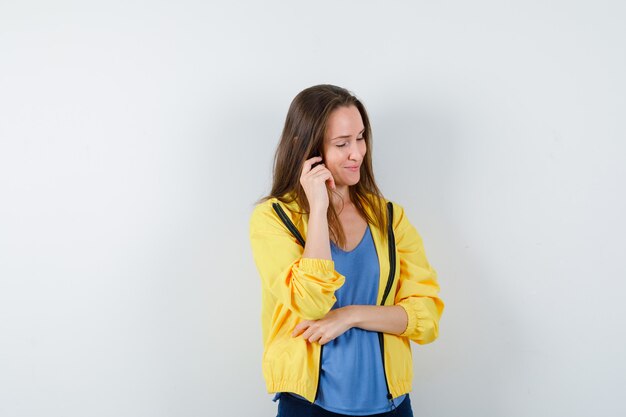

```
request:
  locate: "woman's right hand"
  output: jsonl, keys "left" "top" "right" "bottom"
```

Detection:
{"left": 300, "top": 156, "right": 336, "bottom": 213}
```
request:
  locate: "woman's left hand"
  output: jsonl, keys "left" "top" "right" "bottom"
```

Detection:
{"left": 292, "top": 307, "right": 354, "bottom": 345}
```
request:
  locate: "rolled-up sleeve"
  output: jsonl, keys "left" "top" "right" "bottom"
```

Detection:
{"left": 249, "top": 203, "right": 345, "bottom": 320}
{"left": 392, "top": 203, "right": 444, "bottom": 344}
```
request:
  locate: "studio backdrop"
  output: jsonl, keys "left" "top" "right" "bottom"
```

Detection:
{"left": 1, "top": 1, "right": 624, "bottom": 416}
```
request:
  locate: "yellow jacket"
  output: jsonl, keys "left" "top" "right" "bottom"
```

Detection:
{"left": 249, "top": 193, "right": 444, "bottom": 403}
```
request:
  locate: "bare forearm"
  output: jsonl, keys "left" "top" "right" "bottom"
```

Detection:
{"left": 344, "top": 305, "right": 408, "bottom": 335}
{"left": 302, "top": 209, "right": 331, "bottom": 260}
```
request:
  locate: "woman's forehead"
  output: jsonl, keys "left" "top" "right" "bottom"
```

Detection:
{"left": 325, "top": 106, "right": 364, "bottom": 139}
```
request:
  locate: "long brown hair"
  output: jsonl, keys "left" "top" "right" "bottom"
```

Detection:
{"left": 259, "top": 84, "right": 387, "bottom": 248}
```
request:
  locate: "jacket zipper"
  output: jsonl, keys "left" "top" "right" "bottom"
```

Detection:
{"left": 272, "top": 201, "right": 397, "bottom": 408}
{"left": 378, "top": 202, "right": 397, "bottom": 410}
{"left": 272, "top": 203, "right": 305, "bottom": 247}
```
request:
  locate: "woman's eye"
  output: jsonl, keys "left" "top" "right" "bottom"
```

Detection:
{"left": 336, "top": 137, "right": 363, "bottom": 147}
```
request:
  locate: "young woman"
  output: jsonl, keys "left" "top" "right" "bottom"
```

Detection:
{"left": 249, "top": 85, "right": 444, "bottom": 417}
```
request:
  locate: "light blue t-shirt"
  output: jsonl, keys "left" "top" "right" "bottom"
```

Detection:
{"left": 276, "top": 225, "right": 406, "bottom": 415}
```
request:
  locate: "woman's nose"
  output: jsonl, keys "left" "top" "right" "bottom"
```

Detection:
{"left": 348, "top": 144, "right": 363, "bottom": 161}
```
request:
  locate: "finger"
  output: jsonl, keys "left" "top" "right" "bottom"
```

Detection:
{"left": 302, "top": 322, "right": 323, "bottom": 341}
{"left": 307, "top": 332, "right": 322, "bottom": 344}
{"left": 327, "top": 174, "right": 336, "bottom": 190}
{"left": 304, "top": 164, "right": 327, "bottom": 177}
{"left": 301, "top": 156, "right": 323, "bottom": 174}
{"left": 311, "top": 171, "right": 335, "bottom": 190}
{"left": 309, "top": 167, "right": 335, "bottom": 179}
{"left": 301, "top": 327, "right": 314, "bottom": 341}
{"left": 292, "top": 321, "right": 311, "bottom": 337}
{"left": 309, "top": 171, "right": 333, "bottom": 183}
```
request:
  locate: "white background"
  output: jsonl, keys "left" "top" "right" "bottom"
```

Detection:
{"left": 1, "top": 1, "right": 625, "bottom": 416}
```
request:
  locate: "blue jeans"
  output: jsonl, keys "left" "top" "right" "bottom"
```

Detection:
{"left": 277, "top": 393, "right": 414, "bottom": 417}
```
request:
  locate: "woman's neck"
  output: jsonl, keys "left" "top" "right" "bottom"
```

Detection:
{"left": 331, "top": 187, "right": 353, "bottom": 211}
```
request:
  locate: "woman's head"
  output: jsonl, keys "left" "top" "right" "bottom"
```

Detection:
{"left": 270, "top": 85, "right": 377, "bottom": 199}
{"left": 264, "top": 84, "right": 387, "bottom": 247}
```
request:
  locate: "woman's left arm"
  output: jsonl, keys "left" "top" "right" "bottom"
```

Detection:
{"left": 391, "top": 202, "right": 444, "bottom": 344}
{"left": 293, "top": 202, "right": 444, "bottom": 345}
{"left": 292, "top": 305, "right": 406, "bottom": 345}
{"left": 344, "top": 305, "right": 408, "bottom": 334}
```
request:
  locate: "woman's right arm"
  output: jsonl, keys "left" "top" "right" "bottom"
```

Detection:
{"left": 249, "top": 203, "right": 344, "bottom": 320}
{"left": 301, "top": 156, "right": 334, "bottom": 261}
{"left": 249, "top": 156, "right": 342, "bottom": 320}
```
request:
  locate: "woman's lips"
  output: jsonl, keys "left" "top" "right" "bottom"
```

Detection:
{"left": 345, "top": 166, "right": 359, "bottom": 172}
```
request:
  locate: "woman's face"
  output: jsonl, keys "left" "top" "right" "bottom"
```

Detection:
{"left": 322, "top": 105, "right": 367, "bottom": 190}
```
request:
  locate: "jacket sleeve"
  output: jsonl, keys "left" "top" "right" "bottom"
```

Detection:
{"left": 392, "top": 202, "right": 444, "bottom": 344}
{"left": 249, "top": 202, "right": 345, "bottom": 320}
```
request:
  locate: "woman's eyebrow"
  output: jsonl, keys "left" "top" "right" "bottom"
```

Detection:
{"left": 331, "top": 128, "right": 365, "bottom": 141}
